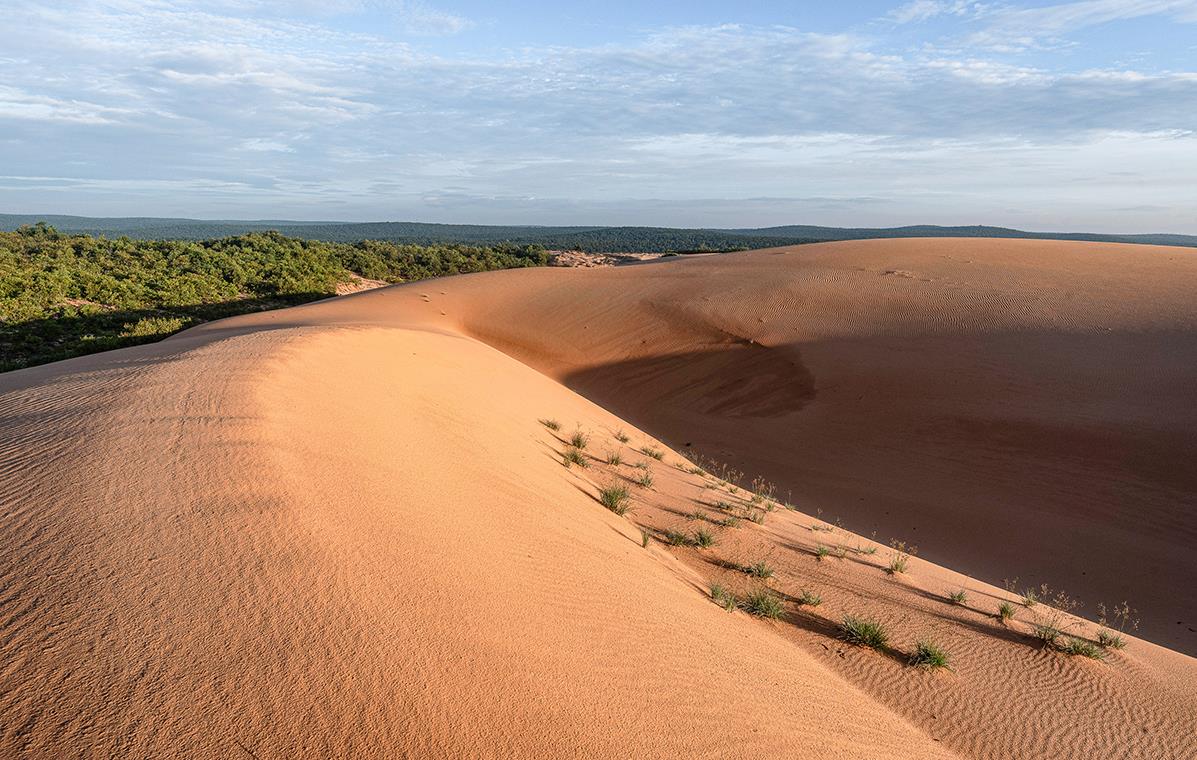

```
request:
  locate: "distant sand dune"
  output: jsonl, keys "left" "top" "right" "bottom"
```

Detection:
{"left": 1, "top": 238, "right": 1195, "bottom": 758}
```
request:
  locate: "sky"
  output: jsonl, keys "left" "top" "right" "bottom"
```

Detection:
{"left": 1, "top": 0, "right": 1196, "bottom": 231}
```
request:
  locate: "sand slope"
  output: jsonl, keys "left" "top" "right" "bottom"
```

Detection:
{"left": 2, "top": 238, "right": 1196, "bottom": 758}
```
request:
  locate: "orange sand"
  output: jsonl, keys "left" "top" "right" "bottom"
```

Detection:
{"left": 1, "top": 238, "right": 1195, "bottom": 758}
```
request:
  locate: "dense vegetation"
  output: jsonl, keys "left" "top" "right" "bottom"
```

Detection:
{"left": 4, "top": 215, "right": 1196, "bottom": 251}
{"left": 0, "top": 224, "right": 547, "bottom": 372}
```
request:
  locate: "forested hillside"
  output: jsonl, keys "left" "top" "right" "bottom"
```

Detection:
{"left": 0, "top": 224, "right": 546, "bottom": 371}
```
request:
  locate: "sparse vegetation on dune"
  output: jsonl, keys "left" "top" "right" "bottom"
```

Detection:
{"left": 539, "top": 418, "right": 560, "bottom": 431}
{"left": 948, "top": 589, "right": 968, "bottom": 605}
{"left": 598, "top": 483, "right": 631, "bottom": 515}
{"left": 613, "top": 430, "right": 630, "bottom": 444}
{"left": 908, "top": 640, "right": 952, "bottom": 670}
{"left": 711, "top": 584, "right": 738, "bottom": 611}
{"left": 633, "top": 467, "right": 654, "bottom": 489}
{"left": 640, "top": 446, "right": 664, "bottom": 461}
{"left": 569, "top": 428, "right": 590, "bottom": 450}
{"left": 563, "top": 446, "right": 588, "bottom": 468}
{"left": 797, "top": 589, "right": 822, "bottom": 607}
{"left": 742, "top": 589, "right": 785, "bottom": 620}
{"left": 839, "top": 616, "right": 889, "bottom": 650}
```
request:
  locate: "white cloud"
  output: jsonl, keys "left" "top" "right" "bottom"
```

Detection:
{"left": 0, "top": 2, "right": 1195, "bottom": 230}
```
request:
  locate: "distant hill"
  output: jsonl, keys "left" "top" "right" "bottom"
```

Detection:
{"left": 2, "top": 214, "right": 1195, "bottom": 252}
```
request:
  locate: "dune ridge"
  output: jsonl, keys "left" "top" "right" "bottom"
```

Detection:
{"left": 2, "top": 238, "right": 1196, "bottom": 758}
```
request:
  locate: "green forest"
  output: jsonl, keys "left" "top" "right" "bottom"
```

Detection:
{"left": 0, "top": 223, "right": 547, "bottom": 372}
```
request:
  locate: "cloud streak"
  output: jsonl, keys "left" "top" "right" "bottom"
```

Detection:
{"left": 0, "top": 1, "right": 1195, "bottom": 231}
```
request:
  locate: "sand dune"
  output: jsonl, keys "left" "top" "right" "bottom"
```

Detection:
{"left": 2, "top": 238, "right": 1195, "bottom": 758}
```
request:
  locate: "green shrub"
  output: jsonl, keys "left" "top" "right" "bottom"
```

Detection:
{"left": 742, "top": 590, "right": 785, "bottom": 620}
{"left": 711, "top": 584, "right": 737, "bottom": 611}
{"left": 1063, "top": 637, "right": 1105, "bottom": 660}
{"left": 998, "top": 602, "right": 1016, "bottom": 622}
{"left": 908, "top": 640, "right": 951, "bottom": 669}
{"left": 693, "top": 528, "right": 716, "bottom": 548}
{"left": 664, "top": 529, "right": 692, "bottom": 547}
{"left": 814, "top": 545, "right": 831, "bottom": 562}
{"left": 746, "top": 560, "right": 773, "bottom": 579}
{"left": 634, "top": 468, "right": 654, "bottom": 488}
{"left": 598, "top": 483, "right": 631, "bottom": 514}
{"left": 839, "top": 616, "right": 889, "bottom": 649}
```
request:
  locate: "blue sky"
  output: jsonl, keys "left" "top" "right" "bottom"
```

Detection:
{"left": 2, "top": 1, "right": 1196, "bottom": 231}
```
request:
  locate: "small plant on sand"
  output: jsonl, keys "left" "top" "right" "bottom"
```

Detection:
{"left": 686, "top": 464, "right": 706, "bottom": 476}
{"left": 1021, "top": 585, "right": 1045, "bottom": 608}
{"left": 598, "top": 483, "right": 631, "bottom": 515}
{"left": 665, "top": 529, "right": 693, "bottom": 547}
{"left": 640, "top": 446, "right": 664, "bottom": 461}
{"left": 908, "top": 640, "right": 952, "bottom": 670}
{"left": 798, "top": 589, "right": 822, "bottom": 607}
{"left": 1027, "top": 586, "right": 1082, "bottom": 649}
{"left": 720, "top": 516, "right": 741, "bottom": 529}
{"left": 714, "top": 500, "right": 736, "bottom": 511}
{"left": 746, "top": 508, "right": 766, "bottom": 525}
{"left": 998, "top": 601, "right": 1016, "bottom": 622}
{"left": 856, "top": 545, "right": 878, "bottom": 555}
{"left": 743, "top": 589, "right": 785, "bottom": 620}
{"left": 634, "top": 468, "right": 655, "bottom": 489}
{"left": 605, "top": 450, "right": 623, "bottom": 466}
{"left": 563, "top": 446, "right": 588, "bottom": 468}
{"left": 540, "top": 418, "right": 561, "bottom": 431}
{"left": 814, "top": 545, "right": 832, "bottom": 562}
{"left": 711, "top": 584, "right": 738, "bottom": 611}
{"left": 948, "top": 589, "right": 968, "bottom": 605}
{"left": 693, "top": 528, "right": 716, "bottom": 548}
{"left": 746, "top": 560, "right": 773, "bottom": 579}
{"left": 640, "top": 527, "right": 651, "bottom": 548}
{"left": 839, "top": 615, "right": 889, "bottom": 649}
{"left": 834, "top": 545, "right": 848, "bottom": 560}
{"left": 569, "top": 428, "right": 590, "bottom": 450}
{"left": 614, "top": 430, "right": 630, "bottom": 444}
{"left": 1096, "top": 601, "right": 1138, "bottom": 650}
{"left": 1063, "top": 637, "right": 1105, "bottom": 660}
{"left": 886, "top": 540, "right": 917, "bottom": 575}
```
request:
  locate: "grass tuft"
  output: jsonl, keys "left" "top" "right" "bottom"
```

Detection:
{"left": 797, "top": 589, "right": 822, "bottom": 607}
{"left": 839, "top": 615, "right": 889, "bottom": 649}
{"left": 1097, "top": 630, "right": 1126, "bottom": 650}
{"left": 908, "top": 640, "right": 952, "bottom": 670}
{"left": 633, "top": 468, "right": 654, "bottom": 488}
{"left": 998, "top": 601, "right": 1016, "bottom": 622}
{"left": 540, "top": 418, "right": 561, "bottom": 431}
{"left": 569, "top": 429, "right": 590, "bottom": 450}
{"left": 746, "top": 560, "right": 773, "bottom": 579}
{"left": 640, "top": 527, "right": 651, "bottom": 548}
{"left": 693, "top": 528, "right": 716, "bottom": 548}
{"left": 664, "top": 529, "right": 693, "bottom": 547}
{"left": 598, "top": 483, "right": 631, "bottom": 515}
{"left": 640, "top": 446, "right": 665, "bottom": 461}
{"left": 814, "top": 545, "right": 832, "bottom": 562}
{"left": 614, "top": 430, "right": 630, "bottom": 444}
{"left": 742, "top": 589, "right": 785, "bottom": 620}
{"left": 711, "top": 584, "right": 737, "bottom": 611}
{"left": 1063, "top": 637, "right": 1106, "bottom": 660}
{"left": 562, "top": 446, "right": 588, "bottom": 468}
{"left": 948, "top": 589, "right": 968, "bottom": 605}
{"left": 605, "top": 450, "right": 623, "bottom": 466}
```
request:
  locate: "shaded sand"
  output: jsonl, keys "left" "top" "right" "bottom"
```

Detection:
{"left": 1, "top": 238, "right": 1195, "bottom": 758}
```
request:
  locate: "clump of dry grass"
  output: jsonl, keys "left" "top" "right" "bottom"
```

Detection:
{"left": 886, "top": 540, "right": 917, "bottom": 575}
{"left": 540, "top": 418, "right": 561, "bottom": 431}
{"left": 569, "top": 428, "right": 590, "bottom": 450}
{"left": 598, "top": 483, "right": 631, "bottom": 515}
{"left": 562, "top": 446, "right": 588, "bottom": 468}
